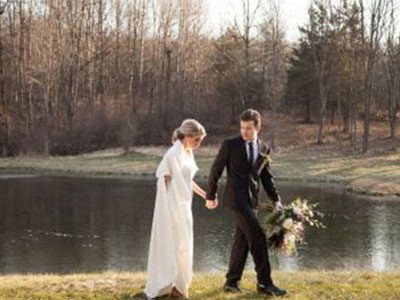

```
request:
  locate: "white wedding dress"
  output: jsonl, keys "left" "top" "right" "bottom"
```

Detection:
{"left": 145, "top": 140, "right": 199, "bottom": 299}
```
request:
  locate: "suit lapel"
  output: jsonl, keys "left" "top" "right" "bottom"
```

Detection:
{"left": 255, "top": 139, "right": 262, "bottom": 166}
{"left": 238, "top": 136, "right": 249, "bottom": 165}
{"left": 253, "top": 139, "right": 268, "bottom": 171}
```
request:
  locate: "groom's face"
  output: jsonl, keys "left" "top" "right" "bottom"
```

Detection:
{"left": 240, "top": 120, "right": 260, "bottom": 141}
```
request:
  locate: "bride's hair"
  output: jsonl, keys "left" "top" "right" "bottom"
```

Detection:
{"left": 172, "top": 119, "right": 206, "bottom": 143}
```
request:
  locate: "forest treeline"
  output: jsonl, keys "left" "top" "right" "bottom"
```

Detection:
{"left": 0, "top": 0, "right": 398, "bottom": 155}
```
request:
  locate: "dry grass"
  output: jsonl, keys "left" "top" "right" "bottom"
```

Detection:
{"left": 0, "top": 271, "right": 400, "bottom": 300}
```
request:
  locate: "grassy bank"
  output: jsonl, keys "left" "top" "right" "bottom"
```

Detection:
{"left": 0, "top": 270, "right": 399, "bottom": 299}
{"left": 1, "top": 144, "right": 399, "bottom": 197}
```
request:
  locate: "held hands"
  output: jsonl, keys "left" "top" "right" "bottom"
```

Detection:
{"left": 205, "top": 200, "right": 217, "bottom": 210}
{"left": 204, "top": 194, "right": 218, "bottom": 210}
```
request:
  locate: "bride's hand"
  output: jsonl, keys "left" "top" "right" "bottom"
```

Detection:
{"left": 164, "top": 174, "right": 172, "bottom": 184}
{"left": 205, "top": 196, "right": 218, "bottom": 209}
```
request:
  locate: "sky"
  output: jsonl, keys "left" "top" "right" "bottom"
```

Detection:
{"left": 203, "top": 0, "right": 397, "bottom": 41}
{"left": 203, "top": 0, "right": 311, "bottom": 41}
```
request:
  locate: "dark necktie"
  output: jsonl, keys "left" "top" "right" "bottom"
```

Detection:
{"left": 248, "top": 141, "right": 254, "bottom": 166}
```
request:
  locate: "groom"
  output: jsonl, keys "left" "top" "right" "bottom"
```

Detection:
{"left": 205, "top": 109, "right": 287, "bottom": 296}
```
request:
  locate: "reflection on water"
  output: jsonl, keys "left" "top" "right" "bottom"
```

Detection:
{"left": 368, "top": 204, "right": 400, "bottom": 271}
{"left": 0, "top": 175, "right": 399, "bottom": 274}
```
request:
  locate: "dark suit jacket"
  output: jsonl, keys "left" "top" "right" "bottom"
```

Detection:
{"left": 206, "top": 135, "right": 280, "bottom": 209}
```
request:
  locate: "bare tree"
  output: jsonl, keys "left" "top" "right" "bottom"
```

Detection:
{"left": 384, "top": 0, "right": 398, "bottom": 150}
{"left": 260, "top": 0, "right": 287, "bottom": 149}
{"left": 233, "top": 0, "right": 262, "bottom": 107}
{"left": 360, "top": 0, "right": 389, "bottom": 153}
{"left": 308, "top": 0, "right": 333, "bottom": 144}
{"left": 347, "top": 1, "right": 363, "bottom": 150}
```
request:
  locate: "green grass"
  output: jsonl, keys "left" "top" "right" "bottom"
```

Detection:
{"left": 0, "top": 271, "right": 400, "bottom": 299}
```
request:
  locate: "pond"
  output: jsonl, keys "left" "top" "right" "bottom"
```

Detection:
{"left": 0, "top": 174, "right": 399, "bottom": 274}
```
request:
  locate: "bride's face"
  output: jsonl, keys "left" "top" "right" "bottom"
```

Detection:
{"left": 185, "top": 135, "right": 204, "bottom": 150}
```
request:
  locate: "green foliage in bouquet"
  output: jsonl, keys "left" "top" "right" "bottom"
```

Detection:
{"left": 261, "top": 198, "right": 326, "bottom": 255}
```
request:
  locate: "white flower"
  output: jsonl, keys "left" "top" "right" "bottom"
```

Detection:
{"left": 284, "top": 233, "right": 296, "bottom": 244}
{"left": 282, "top": 218, "right": 294, "bottom": 230}
{"left": 293, "top": 207, "right": 302, "bottom": 216}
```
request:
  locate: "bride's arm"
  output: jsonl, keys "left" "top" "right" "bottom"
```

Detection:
{"left": 192, "top": 181, "right": 206, "bottom": 200}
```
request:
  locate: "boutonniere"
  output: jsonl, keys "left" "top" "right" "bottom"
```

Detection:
{"left": 257, "top": 152, "right": 272, "bottom": 176}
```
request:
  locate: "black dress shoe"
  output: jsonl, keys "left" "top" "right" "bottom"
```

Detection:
{"left": 223, "top": 284, "right": 242, "bottom": 293}
{"left": 257, "top": 283, "right": 287, "bottom": 296}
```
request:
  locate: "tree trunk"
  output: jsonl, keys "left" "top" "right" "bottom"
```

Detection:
{"left": 317, "top": 75, "right": 327, "bottom": 144}
{"left": 0, "top": 16, "right": 8, "bottom": 155}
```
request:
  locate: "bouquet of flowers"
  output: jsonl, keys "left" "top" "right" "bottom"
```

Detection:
{"left": 261, "top": 198, "right": 325, "bottom": 255}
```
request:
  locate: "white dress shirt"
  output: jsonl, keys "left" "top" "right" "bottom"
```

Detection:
{"left": 246, "top": 137, "right": 258, "bottom": 165}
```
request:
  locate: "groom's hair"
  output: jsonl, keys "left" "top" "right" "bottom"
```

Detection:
{"left": 240, "top": 109, "right": 261, "bottom": 127}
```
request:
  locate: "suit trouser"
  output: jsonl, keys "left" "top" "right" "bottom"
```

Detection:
{"left": 225, "top": 204, "right": 273, "bottom": 286}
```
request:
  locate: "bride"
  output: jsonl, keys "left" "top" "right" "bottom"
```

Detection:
{"left": 145, "top": 119, "right": 216, "bottom": 299}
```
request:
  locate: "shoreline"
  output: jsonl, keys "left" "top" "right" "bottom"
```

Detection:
{"left": 1, "top": 146, "right": 399, "bottom": 199}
